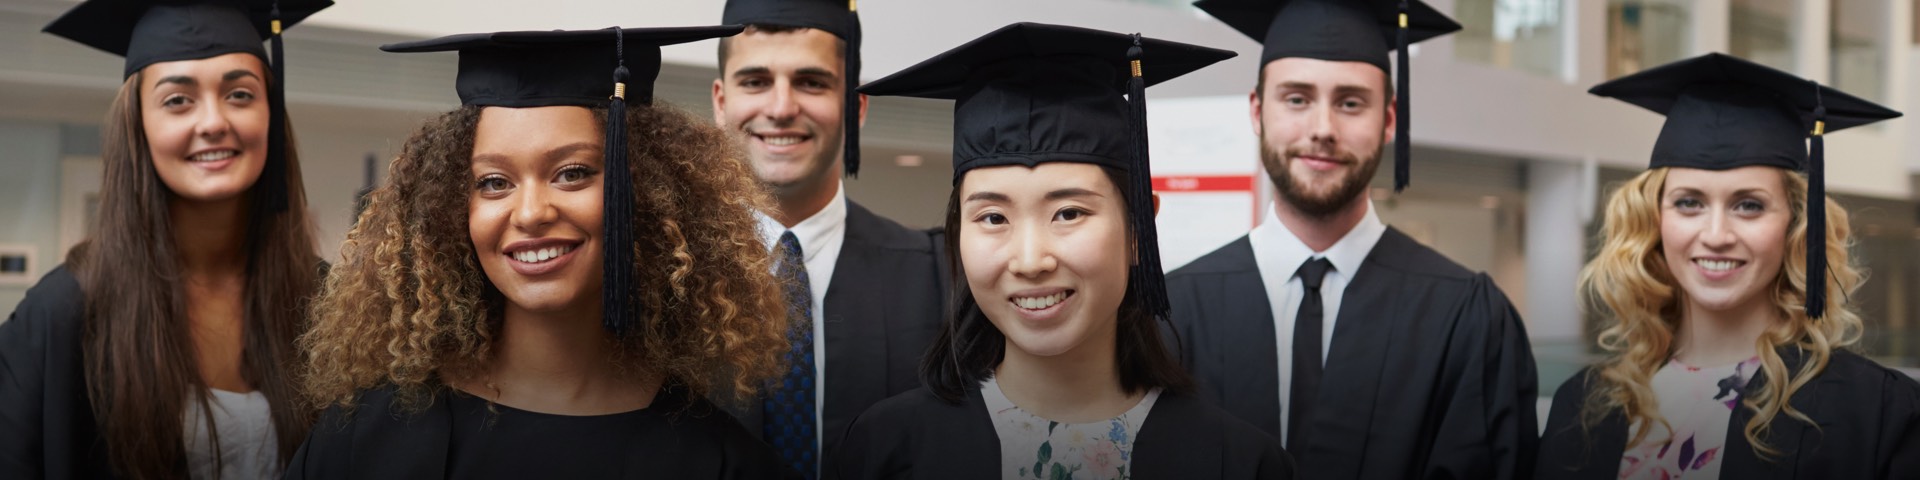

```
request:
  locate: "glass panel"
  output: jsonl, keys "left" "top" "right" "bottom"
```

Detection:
{"left": 1454, "top": 0, "right": 1566, "bottom": 78}
{"left": 1829, "top": 0, "right": 1887, "bottom": 103}
{"left": 1729, "top": 0, "right": 1798, "bottom": 72}
{"left": 1605, "top": 0, "right": 1691, "bottom": 78}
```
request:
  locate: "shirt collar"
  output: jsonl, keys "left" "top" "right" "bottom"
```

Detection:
{"left": 1249, "top": 199, "right": 1387, "bottom": 280}
{"left": 755, "top": 183, "right": 848, "bottom": 262}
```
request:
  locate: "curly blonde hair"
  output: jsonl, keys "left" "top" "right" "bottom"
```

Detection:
{"left": 300, "top": 103, "right": 788, "bottom": 412}
{"left": 1577, "top": 167, "right": 1865, "bottom": 457}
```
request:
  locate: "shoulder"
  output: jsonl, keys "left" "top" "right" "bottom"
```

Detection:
{"left": 1141, "top": 391, "right": 1294, "bottom": 477}
{"left": 1167, "top": 236, "right": 1256, "bottom": 278}
{"left": 1818, "top": 350, "right": 1920, "bottom": 399}
{"left": 2, "top": 265, "right": 87, "bottom": 348}
{"left": 843, "top": 200, "right": 936, "bottom": 253}
{"left": 1363, "top": 228, "right": 1477, "bottom": 281}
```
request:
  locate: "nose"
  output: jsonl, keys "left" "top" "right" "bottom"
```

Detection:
{"left": 1005, "top": 222, "right": 1058, "bottom": 279}
{"left": 1306, "top": 99, "right": 1336, "bottom": 147}
{"left": 1700, "top": 210, "right": 1737, "bottom": 249}
{"left": 510, "top": 182, "right": 559, "bottom": 232}
{"left": 194, "top": 101, "right": 234, "bottom": 141}
{"left": 764, "top": 79, "right": 799, "bottom": 121}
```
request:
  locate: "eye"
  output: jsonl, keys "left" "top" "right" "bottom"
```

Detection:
{"left": 1734, "top": 199, "right": 1766, "bottom": 213}
{"left": 160, "top": 94, "right": 191, "bottom": 109}
{"left": 1054, "top": 207, "right": 1089, "bottom": 222}
{"left": 1339, "top": 98, "right": 1365, "bottom": 111}
{"left": 555, "top": 165, "right": 599, "bottom": 186}
{"left": 738, "top": 77, "right": 770, "bottom": 89}
{"left": 227, "top": 90, "right": 255, "bottom": 103}
{"left": 798, "top": 78, "right": 832, "bottom": 91}
{"left": 1283, "top": 94, "right": 1309, "bottom": 107}
{"left": 979, "top": 212, "right": 1008, "bottom": 226}
{"left": 1671, "top": 197, "right": 1703, "bottom": 212}
{"left": 476, "top": 175, "right": 512, "bottom": 195}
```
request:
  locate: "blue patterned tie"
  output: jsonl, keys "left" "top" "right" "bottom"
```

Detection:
{"left": 766, "top": 231, "right": 818, "bottom": 478}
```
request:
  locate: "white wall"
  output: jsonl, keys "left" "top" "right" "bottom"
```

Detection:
{"left": 0, "top": 121, "right": 65, "bottom": 312}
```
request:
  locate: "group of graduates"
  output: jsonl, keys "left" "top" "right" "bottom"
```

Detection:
{"left": 3, "top": 0, "right": 1919, "bottom": 479}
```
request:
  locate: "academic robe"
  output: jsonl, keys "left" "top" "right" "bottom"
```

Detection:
{"left": 285, "top": 383, "right": 799, "bottom": 479}
{"left": 1536, "top": 348, "right": 1920, "bottom": 479}
{"left": 1164, "top": 228, "right": 1539, "bottom": 480}
{"left": 727, "top": 201, "right": 947, "bottom": 459}
{"left": 0, "top": 266, "right": 118, "bottom": 479}
{"left": 825, "top": 386, "right": 1295, "bottom": 479}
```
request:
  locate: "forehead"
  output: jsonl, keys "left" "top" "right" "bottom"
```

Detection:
{"left": 140, "top": 52, "right": 266, "bottom": 86}
{"left": 473, "top": 106, "right": 602, "bottom": 156}
{"left": 723, "top": 28, "right": 842, "bottom": 71}
{"left": 1261, "top": 57, "right": 1386, "bottom": 91}
{"left": 959, "top": 162, "right": 1118, "bottom": 198}
{"left": 1663, "top": 166, "right": 1788, "bottom": 193}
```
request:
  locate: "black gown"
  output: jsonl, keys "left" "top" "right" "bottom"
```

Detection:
{"left": 1536, "top": 348, "right": 1920, "bottom": 479}
{"left": 825, "top": 386, "right": 1294, "bottom": 479}
{"left": 1164, "top": 228, "right": 1539, "bottom": 480}
{"left": 285, "top": 383, "right": 798, "bottom": 479}
{"left": 0, "top": 266, "right": 117, "bottom": 479}
{"left": 726, "top": 201, "right": 947, "bottom": 459}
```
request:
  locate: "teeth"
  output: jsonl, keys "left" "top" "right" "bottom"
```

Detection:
{"left": 1012, "top": 292, "right": 1068, "bottom": 310}
{"left": 192, "top": 150, "right": 236, "bottom": 162}
{"left": 510, "top": 245, "right": 573, "bottom": 264}
{"left": 1696, "top": 259, "right": 1740, "bottom": 272}
{"left": 763, "top": 136, "right": 803, "bottom": 146}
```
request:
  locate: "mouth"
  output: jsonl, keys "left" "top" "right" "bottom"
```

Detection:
{"left": 189, "top": 149, "right": 241, "bottom": 162}
{"left": 751, "top": 131, "right": 813, "bottom": 150}
{"left": 1009, "top": 289, "right": 1074, "bottom": 311}
{"left": 502, "top": 239, "right": 585, "bottom": 276}
{"left": 1692, "top": 257, "right": 1747, "bottom": 278}
{"left": 1292, "top": 154, "right": 1348, "bottom": 172}
{"left": 509, "top": 243, "right": 576, "bottom": 264}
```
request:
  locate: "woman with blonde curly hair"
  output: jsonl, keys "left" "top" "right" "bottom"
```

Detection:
{"left": 283, "top": 26, "right": 797, "bottom": 479}
{"left": 1536, "top": 54, "right": 1920, "bottom": 479}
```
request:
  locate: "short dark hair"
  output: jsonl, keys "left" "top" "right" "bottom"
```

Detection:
{"left": 920, "top": 166, "right": 1195, "bottom": 403}
{"left": 715, "top": 24, "right": 847, "bottom": 78}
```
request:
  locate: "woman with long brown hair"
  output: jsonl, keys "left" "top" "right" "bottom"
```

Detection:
{"left": 1536, "top": 54, "right": 1920, "bottom": 479}
{"left": 284, "top": 26, "right": 795, "bottom": 479}
{"left": 0, "top": 1, "right": 329, "bottom": 479}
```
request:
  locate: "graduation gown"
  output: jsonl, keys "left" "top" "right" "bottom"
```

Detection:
{"left": 825, "top": 386, "right": 1294, "bottom": 479}
{"left": 727, "top": 201, "right": 947, "bottom": 458}
{"left": 285, "top": 383, "right": 798, "bottom": 479}
{"left": 1536, "top": 348, "right": 1920, "bottom": 479}
{"left": 0, "top": 266, "right": 118, "bottom": 479}
{"left": 1164, "top": 228, "right": 1539, "bottom": 480}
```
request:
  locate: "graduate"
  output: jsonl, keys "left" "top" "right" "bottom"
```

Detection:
{"left": 710, "top": 0, "right": 946, "bottom": 475}
{"left": 1, "top": 1, "right": 329, "bottom": 478}
{"left": 285, "top": 25, "right": 798, "bottom": 479}
{"left": 832, "top": 23, "right": 1291, "bottom": 480}
{"left": 1536, "top": 53, "right": 1920, "bottom": 480}
{"left": 1166, "top": 1, "right": 1538, "bottom": 478}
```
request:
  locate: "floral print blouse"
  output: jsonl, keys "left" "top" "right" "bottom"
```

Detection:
{"left": 1619, "top": 356, "right": 1762, "bottom": 480}
{"left": 981, "top": 377, "right": 1162, "bottom": 480}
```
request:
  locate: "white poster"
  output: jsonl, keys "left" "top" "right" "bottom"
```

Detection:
{"left": 1147, "top": 96, "right": 1267, "bottom": 271}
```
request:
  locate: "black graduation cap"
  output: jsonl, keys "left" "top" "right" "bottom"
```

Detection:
{"left": 45, "top": 0, "right": 333, "bottom": 214}
{"left": 1195, "top": 0, "right": 1460, "bottom": 191}
{"left": 381, "top": 25, "right": 745, "bottom": 334}
{"left": 1589, "top": 52, "right": 1902, "bottom": 319}
{"left": 723, "top": 0, "right": 866, "bottom": 177}
{"left": 859, "top": 22, "right": 1236, "bottom": 319}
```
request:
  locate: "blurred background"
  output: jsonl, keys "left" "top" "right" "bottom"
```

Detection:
{"left": 1, "top": 0, "right": 1916, "bottom": 402}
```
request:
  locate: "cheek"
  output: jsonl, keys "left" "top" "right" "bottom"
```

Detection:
{"left": 957, "top": 230, "right": 1002, "bottom": 290}
{"left": 142, "top": 110, "right": 190, "bottom": 159}
{"left": 1658, "top": 216, "right": 1691, "bottom": 259}
{"left": 468, "top": 198, "right": 503, "bottom": 252}
{"left": 235, "top": 105, "right": 272, "bottom": 151}
{"left": 1746, "top": 217, "right": 1792, "bottom": 270}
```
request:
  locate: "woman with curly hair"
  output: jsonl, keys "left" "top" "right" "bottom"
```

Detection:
{"left": 1, "top": 1, "right": 329, "bottom": 479}
{"left": 1536, "top": 53, "right": 1920, "bottom": 479}
{"left": 284, "top": 26, "right": 796, "bottom": 479}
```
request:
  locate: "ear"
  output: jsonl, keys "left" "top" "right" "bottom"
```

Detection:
{"left": 857, "top": 93, "right": 870, "bottom": 128}
{"left": 1248, "top": 88, "right": 1264, "bottom": 137}
{"left": 1382, "top": 92, "right": 1398, "bottom": 145}
{"left": 710, "top": 78, "right": 727, "bottom": 127}
{"left": 1151, "top": 192, "right": 1162, "bottom": 218}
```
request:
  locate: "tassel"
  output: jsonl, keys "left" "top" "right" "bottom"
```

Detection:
{"left": 1393, "top": 1, "right": 1411, "bottom": 192}
{"left": 604, "top": 28, "right": 639, "bottom": 334}
{"left": 1126, "top": 34, "right": 1169, "bottom": 318}
{"left": 263, "top": 2, "right": 290, "bottom": 212}
{"left": 1806, "top": 81, "right": 1827, "bottom": 319}
{"left": 843, "top": 4, "right": 862, "bottom": 178}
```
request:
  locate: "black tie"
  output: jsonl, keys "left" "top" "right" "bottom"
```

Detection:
{"left": 1288, "top": 258, "right": 1333, "bottom": 450}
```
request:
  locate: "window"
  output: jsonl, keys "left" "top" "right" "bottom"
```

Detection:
{"left": 1730, "top": 0, "right": 1798, "bottom": 72}
{"left": 1829, "top": 0, "right": 1887, "bottom": 103}
{"left": 1605, "top": 0, "right": 1690, "bottom": 78}
{"left": 1455, "top": 0, "right": 1566, "bottom": 78}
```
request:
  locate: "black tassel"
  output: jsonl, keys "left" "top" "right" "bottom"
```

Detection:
{"left": 1806, "top": 81, "right": 1826, "bottom": 319}
{"left": 1125, "top": 34, "right": 1169, "bottom": 319}
{"left": 843, "top": 6, "right": 862, "bottom": 178}
{"left": 1393, "top": 1, "right": 1411, "bottom": 192}
{"left": 263, "top": 2, "right": 290, "bottom": 213}
{"left": 604, "top": 28, "right": 638, "bottom": 334}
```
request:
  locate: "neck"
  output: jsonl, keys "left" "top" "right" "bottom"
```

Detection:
{"left": 769, "top": 169, "right": 841, "bottom": 228}
{"left": 993, "top": 321, "right": 1136, "bottom": 423}
{"left": 1271, "top": 193, "right": 1370, "bottom": 252}
{"left": 479, "top": 299, "right": 660, "bottom": 414}
{"left": 1674, "top": 297, "right": 1777, "bottom": 367}
{"left": 169, "top": 195, "right": 250, "bottom": 277}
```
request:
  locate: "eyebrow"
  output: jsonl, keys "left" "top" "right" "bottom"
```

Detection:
{"left": 223, "top": 69, "right": 260, "bottom": 82}
{"left": 1277, "top": 81, "right": 1375, "bottom": 96}
{"left": 151, "top": 69, "right": 261, "bottom": 89}
{"left": 1666, "top": 187, "right": 1774, "bottom": 198}
{"left": 1045, "top": 188, "right": 1103, "bottom": 201}
{"left": 472, "top": 142, "right": 604, "bottom": 168}
{"left": 793, "top": 67, "right": 839, "bottom": 81}
{"left": 729, "top": 66, "right": 771, "bottom": 78}
{"left": 964, "top": 191, "right": 1010, "bottom": 204}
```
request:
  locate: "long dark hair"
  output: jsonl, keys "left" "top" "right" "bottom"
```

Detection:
{"left": 920, "top": 166, "right": 1192, "bottom": 403}
{"left": 69, "top": 71, "right": 319, "bottom": 479}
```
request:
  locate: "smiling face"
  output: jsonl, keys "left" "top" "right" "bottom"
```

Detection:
{"left": 139, "top": 52, "right": 272, "bottom": 204}
{"left": 712, "top": 27, "right": 852, "bottom": 194}
{"left": 1251, "top": 57, "right": 1394, "bottom": 217}
{"left": 1659, "top": 166, "right": 1792, "bottom": 314}
{"left": 958, "top": 162, "right": 1130, "bottom": 359}
{"left": 468, "top": 106, "right": 607, "bottom": 315}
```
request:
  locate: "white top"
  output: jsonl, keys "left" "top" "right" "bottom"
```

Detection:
{"left": 753, "top": 182, "right": 848, "bottom": 453}
{"left": 1247, "top": 200, "right": 1387, "bottom": 445}
{"left": 1619, "top": 356, "right": 1760, "bottom": 479}
{"left": 182, "top": 388, "right": 279, "bottom": 480}
{"left": 981, "top": 377, "right": 1162, "bottom": 480}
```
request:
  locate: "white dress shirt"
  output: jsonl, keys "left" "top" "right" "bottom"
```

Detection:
{"left": 1247, "top": 200, "right": 1387, "bottom": 445}
{"left": 754, "top": 183, "right": 847, "bottom": 451}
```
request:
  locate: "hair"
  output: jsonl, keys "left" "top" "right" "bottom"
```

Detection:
{"left": 299, "top": 102, "right": 789, "bottom": 414}
{"left": 71, "top": 70, "right": 320, "bottom": 479}
{"left": 1576, "top": 167, "right": 1865, "bottom": 458}
{"left": 920, "top": 166, "right": 1194, "bottom": 403}
{"left": 715, "top": 24, "right": 847, "bottom": 77}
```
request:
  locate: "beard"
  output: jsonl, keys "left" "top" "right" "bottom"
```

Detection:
{"left": 746, "top": 122, "right": 844, "bottom": 194}
{"left": 1259, "top": 136, "right": 1382, "bottom": 219}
